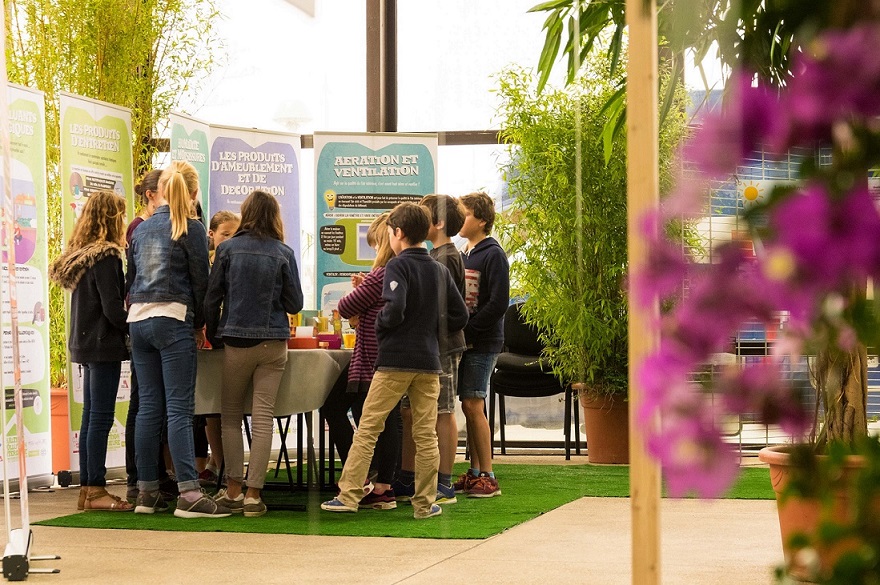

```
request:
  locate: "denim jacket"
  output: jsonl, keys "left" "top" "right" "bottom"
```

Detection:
{"left": 204, "top": 230, "right": 304, "bottom": 343}
{"left": 126, "top": 205, "right": 210, "bottom": 327}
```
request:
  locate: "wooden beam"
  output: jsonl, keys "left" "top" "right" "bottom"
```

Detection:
{"left": 625, "top": 0, "right": 662, "bottom": 584}
{"left": 153, "top": 130, "right": 502, "bottom": 154}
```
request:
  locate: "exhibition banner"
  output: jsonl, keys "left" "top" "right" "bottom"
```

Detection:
{"left": 59, "top": 92, "right": 133, "bottom": 473}
{"left": 313, "top": 131, "right": 437, "bottom": 312}
{"left": 209, "top": 125, "right": 301, "bottom": 259}
{"left": 0, "top": 84, "right": 52, "bottom": 482}
{"left": 169, "top": 111, "right": 210, "bottom": 216}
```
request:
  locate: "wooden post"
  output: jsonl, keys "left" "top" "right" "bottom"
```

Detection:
{"left": 626, "top": 1, "right": 661, "bottom": 584}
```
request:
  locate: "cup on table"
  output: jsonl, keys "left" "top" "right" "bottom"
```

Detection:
{"left": 315, "top": 316, "right": 329, "bottom": 333}
{"left": 342, "top": 331, "right": 356, "bottom": 349}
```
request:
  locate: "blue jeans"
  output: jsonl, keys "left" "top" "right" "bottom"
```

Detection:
{"left": 131, "top": 317, "right": 200, "bottom": 493}
{"left": 457, "top": 352, "right": 498, "bottom": 400}
{"left": 79, "top": 362, "right": 122, "bottom": 487}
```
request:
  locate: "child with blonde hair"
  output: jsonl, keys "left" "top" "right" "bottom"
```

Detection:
{"left": 127, "top": 160, "right": 229, "bottom": 518}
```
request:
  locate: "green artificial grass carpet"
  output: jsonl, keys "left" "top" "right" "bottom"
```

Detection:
{"left": 34, "top": 463, "right": 774, "bottom": 540}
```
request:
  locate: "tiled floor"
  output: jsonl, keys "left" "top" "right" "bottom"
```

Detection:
{"left": 2, "top": 455, "right": 783, "bottom": 585}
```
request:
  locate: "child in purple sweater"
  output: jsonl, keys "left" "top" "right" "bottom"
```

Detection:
{"left": 335, "top": 212, "right": 401, "bottom": 509}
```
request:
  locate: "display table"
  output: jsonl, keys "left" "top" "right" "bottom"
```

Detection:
{"left": 195, "top": 348, "right": 350, "bottom": 415}
{"left": 195, "top": 348, "right": 351, "bottom": 491}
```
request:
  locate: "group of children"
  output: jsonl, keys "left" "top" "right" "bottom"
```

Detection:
{"left": 322, "top": 192, "right": 509, "bottom": 520}
{"left": 51, "top": 160, "right": 508, "bottom": 522}
{"left": 52, "top": 160, "right": 303, "bottom": 519}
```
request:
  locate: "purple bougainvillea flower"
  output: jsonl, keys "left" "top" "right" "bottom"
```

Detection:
{"left": 647, "top": 407, "right": 742, "bottom": 498}
{"left": 718, "top": 361, "right": 809, "bottom": 437}
{"left": 683, "top": 73, "right": 786, "bottom": 179}
{"left": 636, "top": 347, "right": 696, "bottom": 425}
{"left": 784, "top": 24, "right": 880, "bottom": 146}
{"left": 761, "top": 182, "right": 880, "bottom": 322}
{"left": 660, "top": 173, "right": 710, "bottom": 221}
{"left": 663, "top": 244, "right": 773, "bottom": 360}
{"left": 635, "top": 24, "right": 880, "bottom": 499}
{"left": 632, "top": 237, "right": 688, "bottom": 307}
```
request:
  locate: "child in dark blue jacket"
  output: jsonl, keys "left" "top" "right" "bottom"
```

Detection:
{"left": 322, "top": 202, "right": 469, "bottom": 519}
{"left": 455, "top": 192, "right": 509, "bottom": 498}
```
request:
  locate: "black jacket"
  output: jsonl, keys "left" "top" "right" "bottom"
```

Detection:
{"left": 50, "top": 241, "right": 129, "bottom": 363}
{"left": 461, "top": 237, "right": 509, "bottom": 353}
{"left": 375, "top": 247, "right": 469, "bottom": 372}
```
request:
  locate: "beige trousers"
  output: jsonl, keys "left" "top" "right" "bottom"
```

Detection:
{"left": 220, "top": 341, "right": 287, "bottom": 490}
{"left": 337, "top": 370, "right": 440, "bottom": 515}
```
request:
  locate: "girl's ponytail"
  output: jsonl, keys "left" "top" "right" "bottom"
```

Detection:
{"left": 159, "top": 161, "right": 199, "bottom": 240}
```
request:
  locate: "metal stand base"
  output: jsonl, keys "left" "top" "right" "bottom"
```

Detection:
{"left": 2, "top": 529, "right": 60, "bottom": 580}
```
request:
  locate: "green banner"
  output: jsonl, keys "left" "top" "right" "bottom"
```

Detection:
{"left": 313, "top": 132, "right": 437, "bottom": 312}
{"left": 59, "top": 92, "right": 133, "bottom": 473}
{"left": 0, "top": 84, "right": 52, "bottom": 482}
{"left": 170, "top": 111, "right": 210, "bottom": 216}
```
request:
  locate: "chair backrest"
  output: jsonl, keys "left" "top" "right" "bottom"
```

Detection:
{"left": 504, "top": 302, "right": 544, "bottom": 357}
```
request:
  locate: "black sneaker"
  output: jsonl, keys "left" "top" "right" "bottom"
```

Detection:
{"left": 134, "top": 490, "right": 169, "bottom": 514}
{"left": 174, "top": 493, "right": 232, "bottom": 519}
{"left": 158, "top": 475, "right": 179, "bottom": 500}
{"left": 391, "top": 479, "right": 415, "bottom": 502}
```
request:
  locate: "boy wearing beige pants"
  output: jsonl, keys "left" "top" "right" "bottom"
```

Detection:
{"left": 321, "top": 202, "right": 469, "bottom": 519}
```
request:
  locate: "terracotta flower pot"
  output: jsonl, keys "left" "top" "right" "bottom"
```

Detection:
{"left": 758, "top": 445, "right": 866, "bottom": 581}
{"left": 50, "top": 386, "right": 70, "bottom": 473}
{"left": 575, "top": 384, "right": 629, "bottom": 464}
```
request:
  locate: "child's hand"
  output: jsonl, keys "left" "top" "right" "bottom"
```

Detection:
{"left": 348, "top": 315, "right": 360, "bottom": 329}
{"left": 351, "top": 273, "right": 366, "bottom": 288}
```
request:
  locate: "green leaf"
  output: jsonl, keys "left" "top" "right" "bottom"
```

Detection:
{"left": 528, "top": 0, "right": 573, "bottom": 13}
{"left": 537, "top": 14, "right": 563, "bottom": 93}
{"left": 657, "top": 58, "right": 683, "bottom": 129}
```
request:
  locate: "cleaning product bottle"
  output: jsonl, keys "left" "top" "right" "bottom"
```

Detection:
{"left": 332, "top": 309, "right": 342, "bottom": 339}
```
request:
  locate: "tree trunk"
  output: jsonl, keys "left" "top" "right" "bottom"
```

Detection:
{"left": 814, "top": 343, "right": 868, "bottom": 445}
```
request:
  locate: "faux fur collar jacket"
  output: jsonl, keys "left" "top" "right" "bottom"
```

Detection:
{"left": 50, "top": 241, "right": 125, "bottom": 291}
{"left": 50, "top": 240, "right": 129, "bottom": 363}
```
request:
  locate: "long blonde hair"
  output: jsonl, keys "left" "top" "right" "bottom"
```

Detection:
{"left": 159, "top": 160, "right": 199, "bottom": 240}
{"left": 367, "top": 212, "right": 394, "bottom": 270}
{"left": 68, "top": 190, "right": 127, "bottom": 249}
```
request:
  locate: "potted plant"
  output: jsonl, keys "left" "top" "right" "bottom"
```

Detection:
{"left": 634, "top": 15, "right": 880, "bottom": 583}
{"left": 495, "top": 54, "right": 688, "bottom": 464}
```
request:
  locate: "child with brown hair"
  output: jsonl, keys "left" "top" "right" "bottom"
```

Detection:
{"left": 322, "top": 202, "right": 469, "bottom": 519}
{"left": 205, "top": 190, "right": 303, "bottom": 517}
{"left": 395, "top": 195, "right": 467, "bottom": 505}
{"left": 50, "top": 190, "right": 132, "bottom": 511}
{"left": 454, "top": 192, "right": 509, "bottom": 498}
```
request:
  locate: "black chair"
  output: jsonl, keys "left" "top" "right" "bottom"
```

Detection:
{"left": 489, "top": 302, "right": 581, "bottom": 460}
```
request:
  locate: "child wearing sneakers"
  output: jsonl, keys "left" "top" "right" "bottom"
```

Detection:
{"left": 395, "top": 195, "right": 467, "bottom": 505}
{"left": 205, "top": 190, "right": 303, "bottom": 517}
{"left": 455, "top": 192, "right": 509, "bottom": 498}
{"left": 321, "top": 202, "right": 469, "bottom": 519}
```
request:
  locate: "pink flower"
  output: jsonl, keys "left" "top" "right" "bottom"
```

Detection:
{"left": 717, "top": 361, "right": 810, "bottom": 437}
{"left": 646, "top": 393, "right": 742, "bottom": 498}
{"left": 683, "top": 73, "right": 786, "bottom": 179}
{"left": 783, "top": 25, "right": 880, "bottom": 147}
